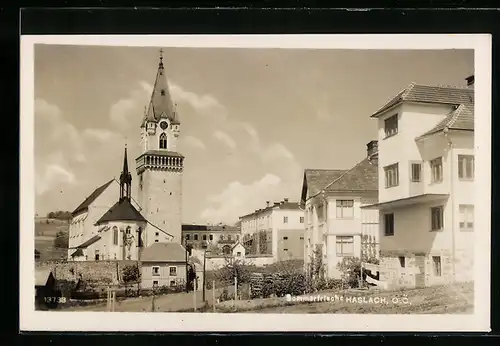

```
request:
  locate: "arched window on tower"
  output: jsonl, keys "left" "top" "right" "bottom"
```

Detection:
{"left": 159, "top": 133, "right": 167, "bottom": 149}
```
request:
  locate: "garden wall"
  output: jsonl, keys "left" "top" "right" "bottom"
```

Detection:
{"left": 35, "top": 260, "right": 140, "bottom": 285}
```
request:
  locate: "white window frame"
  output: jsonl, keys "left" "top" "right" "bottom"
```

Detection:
{"left": 459, "top": 204, "right": 474, "bottom": 231}
{"left": 432, "top": 256, "right": 442, "bottom": 276}
{"left": 384, "top": 163, "right": 399, "bottom": 188}
{"left": 283, "top": 216, "right": 288, "bottom": 224}
{"left": 431, "top": 206, "right": 444, "bottom": 231}
{"left": 336, "top": 236, "right": 354, "bottom": 256}
{"left": 152, "top": 266, "right": 160, "bottom": 276}
{"left": 458, "top": 155, "right": 474, "bottom": 180}
{"left": 336, "top": 200, "right": 354, "bottom": 219}
{"left": 169, "top": 266, "right": 177, "bottom": 276}
{"left": 384, "top": 213, "right": 395, "bottom": 236}
{"left": 410, "top": 162, "right": 422, "bottom": 182}
{"left": 430, "top": 157, "right": 443, "bottom": 183}
{"left": 384, "top": 114, "right": 398, "bottom": 138}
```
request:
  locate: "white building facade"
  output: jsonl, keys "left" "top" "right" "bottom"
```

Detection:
{"left": 302, "top": 142, "right": 379, "bottom": 279}
{"left": 240, "top": 199, "right": 305, "bottom": 262}
{"left": 363, "top": 76, "right": 475, "bottom": 288}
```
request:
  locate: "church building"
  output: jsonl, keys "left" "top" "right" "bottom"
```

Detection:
{"left": 67, "top": 50, "right": 185, "bottom": 261}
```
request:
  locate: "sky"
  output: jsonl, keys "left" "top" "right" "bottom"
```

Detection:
{"left": 33, "top": 44, "right": 474, "bottom": 224}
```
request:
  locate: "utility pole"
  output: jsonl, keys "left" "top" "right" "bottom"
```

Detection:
{"left": 185, "top": 235, "right": 189, "bottom": 293}
{"left": 202, "top": 249, "right": 208, "bottom": 302}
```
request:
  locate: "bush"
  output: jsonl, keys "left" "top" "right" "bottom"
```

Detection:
{"left": 122, "top": 264, "right": 140, "bottom": 284}
{"left": 337, "top": 256, "right": 379, "bottom": 289}
{"left": 53, "top": 231, "right": 69, "bottom": 249}
{"left": 214, "top": 257, "right": 254, "bottom": 287}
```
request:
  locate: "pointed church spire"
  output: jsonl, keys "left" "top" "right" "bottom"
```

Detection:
{"left": 143, "top": 48, "right": 180, "bottom": 126}
{"left": 119, "top": 144, "right": 132, "bottom": 201}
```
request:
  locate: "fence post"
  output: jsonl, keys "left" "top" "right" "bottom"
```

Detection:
{"left": 234, "top": 276, "right": 238, "bottom": 301}
{"left": 112, "top": 291, "right": 116, "bottom": 312}
{"left": 212, "top": 281, "right": 216, "bottom": 312}
{"left": 193, "top": 286, "right": 197, "bottom": 312}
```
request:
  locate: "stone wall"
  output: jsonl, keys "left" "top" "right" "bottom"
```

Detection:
{"left": 379, "top": 249, "right": 457, "bottom": 289}
{"left": 35, "top": 260, "right": 140, "bottom": 285}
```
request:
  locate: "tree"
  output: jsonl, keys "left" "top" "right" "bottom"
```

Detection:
{"left": 53, "top": 231, "right": 69, "bottom": 249}
{"left": 122, "top": 264, "right": 140, "bottom": 283}
{"left": 215, "top": 257, "right": 253, "bottom": 288}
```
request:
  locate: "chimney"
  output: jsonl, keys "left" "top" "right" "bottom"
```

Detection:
{"left": 366, "top": 140, "right": 378, "bottom": 158}
{"left": 266, "top": 201, "right": 270, "bottom": 208}
{"left": 466, "top": 75, "right": 474, "bottom": 89}
{"left": 283, "top": 198, "right": 289, "bottom": 203}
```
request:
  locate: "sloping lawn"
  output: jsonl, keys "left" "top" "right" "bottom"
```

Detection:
{"left": 217, "top": 282, "right": 473, "bottom": 314}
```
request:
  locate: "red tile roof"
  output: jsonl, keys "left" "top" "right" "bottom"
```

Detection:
{"left": 371, "top": 83, "right": 474, "bottom": 118}
{"left": 324, "top": 157, "right": 378, "bottom": 193}
{"left": 75, "top": 234, "right": 101, "bottom": 249}
{"left": 300, "top": 169, "right": 347, "bottom": 203}
{"left": 239, "top": 201, "right": 302, "bottom": 219}
{"left": 416, "top": 104, "right": 474, "bottom": 140}
{"left": 71, "top": 179, "right": 114, "bottom": 216}
{"left": 140, "top": 242, "right": 187, "bottom": 262}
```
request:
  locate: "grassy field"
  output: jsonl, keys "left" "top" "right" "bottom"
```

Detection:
{"left": 35, "top": 218, "right": 69, "bottom": 261}
{"left": 217, "top": 282, "right": 474, "bottom": 314}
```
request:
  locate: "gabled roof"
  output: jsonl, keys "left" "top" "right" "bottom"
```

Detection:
{"left": 142, "top": 51, "right": 180, "bottom": 126}
{"left": 95, "top": 199, "right": 146, "bottom": 225}
{"left": 70, "top": 248, "right": 84, "bottom": 257}
{"left": 75, "top": 234, "right": 101, "bottom": 249}
{"left": 231, "top": 241, "right": 244, "bottom": 250}
{"left": 35, "top": 268, "right": 54, "bottom": 286}
{"left": 140, "top": 242, "right": 187, "bottom": 262}
{"left": 239, "top": 201, "right": 302, "bottom": 219}
{"left": 301, "top": 169, "right": 347, "bottom": 203}
{"left": 324, "top": 157, "right": 378, "bottom": 193}
{"left": 371, "top": 83, "right": 474, "bottom": 118}
{"left": 71, "top": 179, "right": 114, "bottom": 216}
{"left": 416, "top": 104, "right": 474, "bottom": 140}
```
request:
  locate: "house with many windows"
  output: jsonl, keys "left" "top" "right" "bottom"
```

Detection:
{"left": 301, "top": 142, "right": 379, "bottom": 279}
{"left": 240, "top": 199, "right": 305, "bottom": 262}
{"left": 362, "top": 75, "right": 475, "bottom": 288}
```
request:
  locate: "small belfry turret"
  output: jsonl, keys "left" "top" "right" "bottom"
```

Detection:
{"left": 136, "top": 48, "right": 184, "bottom": 246}
{"left": 119, "top": 145, "right": 132, "bottom": 201}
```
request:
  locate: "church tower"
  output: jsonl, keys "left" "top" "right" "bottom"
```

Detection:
{"left": 136, "top": 49, "right": 184, "bottom": 246}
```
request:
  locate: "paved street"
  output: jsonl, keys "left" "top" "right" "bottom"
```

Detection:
{"left": 64, "top": 285, "right": 235, "bottom": 312}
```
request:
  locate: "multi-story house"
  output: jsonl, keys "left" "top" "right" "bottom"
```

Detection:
{"left": 301, "top": 142, "right": 379, "bottom": 279}
{"left": 182, "top": 224, "right": 241, "bottom": 254}
{"left": 362, "top": 75, "right": 475, "bottom": 288}
{"left": 240, "top": 199, "right": 305, "bottom": 262}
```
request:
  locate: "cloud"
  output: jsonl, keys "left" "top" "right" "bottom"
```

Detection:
{"left": 200, "top": 174, "right": 282, "bottom": 224}
{"left": 262, "top": 142, "right": 295, "bottom": 161}
{"left": 213, "top": 130, "right": 236, "bottom": 150}
{"left": 182, "top": 135, "right": 206, "bottom": 150}
{"left": 170, "top": 82, "right": 223, "bottom": 112}
{"left": 109, "top": 81, "right": 153, "bottom": 130}
{"left": 316, "top": 108, "right": 333, "bottom": 121}
{"left": 35, "top": 151, "right": 77, "bottom": 195}
{"left": 110, "top": 99, "right": 136, "bottom": 126}
{"left": 35, "top": 98, "right": 86, "bottom": 162}
{"left": 83, "top": 128, "right": 121, "bottom": 143}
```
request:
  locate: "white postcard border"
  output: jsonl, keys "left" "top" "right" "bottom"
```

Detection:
{"left": 20, "top": 34, "right": 491, "bottom": 332}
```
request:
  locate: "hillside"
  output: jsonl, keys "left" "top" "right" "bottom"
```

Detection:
{"left": 35, "top": 218, "right": 69, "bottom": 261}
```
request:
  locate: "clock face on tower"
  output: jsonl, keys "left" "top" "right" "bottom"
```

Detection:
{"left": 160, "top": 121, "right": 168, "bottom": 130}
